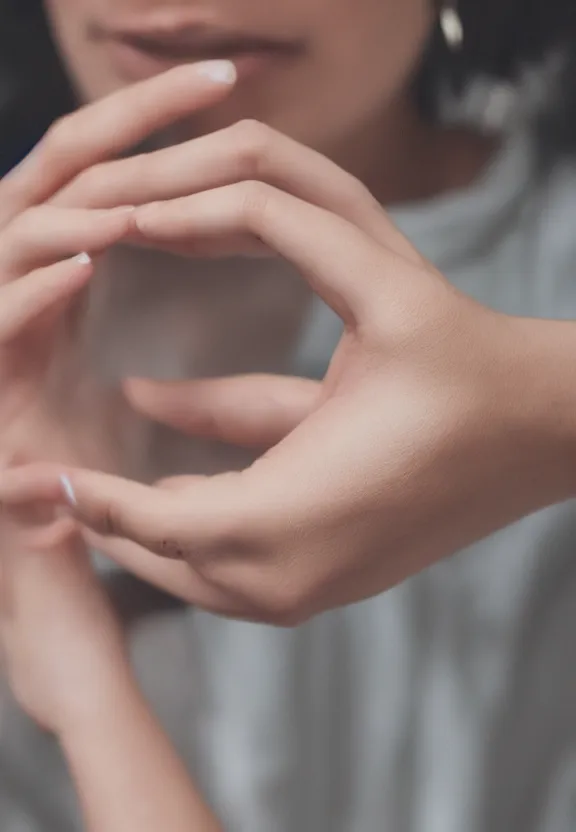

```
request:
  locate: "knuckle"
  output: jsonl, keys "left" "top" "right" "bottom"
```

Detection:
{"left": 66, "top": 164, "right": 109, "bottom": 207}
{"left": 132, "top": 200, "right": 163, "bottom": 232}
{"left": 43, "top": 115, "right": 76, "bottom": 158}
{"left": 3, "top": 206, "right": 46, "bottom": 248}
{"left": 363, "top": 264, "right": 447, "bottom": 348}
{"left": 231, "top": 119, "right": 274, "bottom": 179}
{"left": 78, "top": 153, "right": 148, "bottom": 208}
{"left": 96, "top": 499, "right": 123, "bottom": 538}
{"left": 344, "top": 174, "right": 378, "bottom": 212}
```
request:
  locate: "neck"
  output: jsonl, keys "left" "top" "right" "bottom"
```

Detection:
{"left": 328, "top": 97, "right": 498, "bottom": 207}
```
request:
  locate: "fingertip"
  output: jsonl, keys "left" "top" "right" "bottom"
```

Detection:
{"left": 165, "top": 60, "right": 237, "bottom": 88}
{"left": 56, "top": 252, "right": 94, "bottom": 288}
{"left": 0, "top": 463, "right": 64, "bottom": 504}
{"left": 122, "top": 376, "right": 161, "bottom": 407}
{"left": 59, "top": 474, "right": 78, "bottom": 508}
{"left": 195, "top": 60, "right": 238, "bottom": 86}
{"left": 123, "top": 375, "right": 156, "bottom": 393}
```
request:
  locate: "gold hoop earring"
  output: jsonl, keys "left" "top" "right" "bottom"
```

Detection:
{"left": 440, "top": 1, "right": 464, "bottom": 51}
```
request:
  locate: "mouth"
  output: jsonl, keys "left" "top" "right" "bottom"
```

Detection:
{"left": 89, "top": 20, "right": 305, "bottom": 82}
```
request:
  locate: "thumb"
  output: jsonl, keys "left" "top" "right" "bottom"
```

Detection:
{"left": 124, "top": 374, "right": 321, "bottom": 447}
{"left": 0, "top": 463, "right": 247, "bottom": 563}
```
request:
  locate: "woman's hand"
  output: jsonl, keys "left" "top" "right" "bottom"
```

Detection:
{"left": 0, "top": 210, "right": 133, "bottom": 471}
{"left": 0, "top": 515, "right": 225, "bottom": 832}
{"left": 3, "top": 123, "right": 574, "bottom": 626}
{"left": 0, "top": 62, "right": 237, "bottom": 470}
{"left": 0, "top": 515, "right": 127, "bottom": 733}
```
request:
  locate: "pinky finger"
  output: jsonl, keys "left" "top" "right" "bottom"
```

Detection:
{"left": 0, "top": 253, "right": 93, "bottom": 343}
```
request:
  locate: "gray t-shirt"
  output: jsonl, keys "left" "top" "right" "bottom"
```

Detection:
{"left": 2, "top": 129, "right": 576, "bottom": 832}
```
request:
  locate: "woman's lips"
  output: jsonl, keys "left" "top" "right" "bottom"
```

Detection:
{"left": 105, "top": 41, "right": 288, "bottom": 83}
{"left": 91, "top": 23, "right": 304, "bottom": 83}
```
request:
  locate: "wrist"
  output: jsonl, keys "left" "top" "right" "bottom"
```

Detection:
{"left": 54, "top": 659, "right": 138, "bottom": 742}
{"left": 502, "top": 314, "right": 576, "bottom": 505}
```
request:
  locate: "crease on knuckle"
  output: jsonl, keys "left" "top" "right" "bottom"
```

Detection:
{"left": 344, "top": 174, "right": 379, "bottom": 214}
{"left": 43, "top": 116, "right": 76, "bottom": 163}
{"left": 66, "top": 164, "right": 111, "bottom": 207}
{"left": 3, "top": 207, "right": 45, "bottom": 251}
{"left": 232, "top": 120, "right": 274, "bottom": 180}
{"left": 133, "top": 200, "right": 164, "bottom": 234}
{"left": 97, "top": 499, "right": 122, "bottom": 538}
{"left": 237, "top": 180, "right": 272, "bottom": 228}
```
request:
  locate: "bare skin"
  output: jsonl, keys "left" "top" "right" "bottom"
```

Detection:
{"left": 3, "top": 124, "right": 576, "bottom": 623}
{"left": 0, "top": 515, "right": 222, "bottom": 831}
{"left": 1, "top": 3, "right": 571, "bottom": 627}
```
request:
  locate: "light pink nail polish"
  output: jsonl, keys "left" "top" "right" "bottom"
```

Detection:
{"left": 59, "top": 474, "right": 78, "bottom": 507}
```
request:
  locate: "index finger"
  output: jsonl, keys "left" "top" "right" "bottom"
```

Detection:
{"left": 0, "top": 61, "right": 236, "bottom": 228}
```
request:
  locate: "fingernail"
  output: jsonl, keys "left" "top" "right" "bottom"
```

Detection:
{"left": 59, "top": 474, "right": 78, "bottom": 507}
{"left": 195, "top": 60, "right": 237, "bottom": 85}
{"left": 110, "top": 205, "right": 136, "bottom": 214}
{"left": 75, "top": 252, "right": 92, "bottom": 265}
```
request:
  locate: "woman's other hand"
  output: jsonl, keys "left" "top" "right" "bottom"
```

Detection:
{"left": 0, "top": 62, "right": 237, "bottom": 470}
{"left": 0, "top": 515, "right": 126, "bottom": 733}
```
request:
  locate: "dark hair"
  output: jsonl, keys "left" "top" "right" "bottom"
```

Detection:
{"left": 0, "top": 0, "right": 74, "bottom": 171}
{"left": 1, "top": 0, "right": 576, "bottom": 172}
{"left": 417, "top": 0, "right": 576, "bottom": 153}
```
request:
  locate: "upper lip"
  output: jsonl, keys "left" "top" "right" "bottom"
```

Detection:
{"left": 90, "top": 21, "right": 304, "bottom": 61}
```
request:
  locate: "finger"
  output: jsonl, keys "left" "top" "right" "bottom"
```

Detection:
{"left": 9, "top": 516, "right": 80, "bottom": 556}
{"left": 59, "top": 120, "right": 421, "bottom": 263}
{"left": 125, "top": 375, "right": 321, "bottom": 447}
{"left": 83, "top": 529, "right": 247, "bottom": 613}
{"left": 0, "top": 464, "right": 268, "bottom": 623}
{"left": 156, "top": 476, "right": 194, "bottom": 491}
{"left": 134, "top": 184, "right": 387, "bottom": 321}
{"left": 0, "top": 62, "right": 236, "bottom": 227}
{"left": 84, "top": 530, "right": 278, "bottom": 623}
{"left": 0, "top": 463, "right": 249, "bottom": 560}
{"left": 0, "top": 206, "right": 134, "bottom": 280}
{"left": 0, "top": 254, "right": 93, "bottom": 342}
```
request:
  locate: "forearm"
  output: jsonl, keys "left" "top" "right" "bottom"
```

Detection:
{"left": 59, "top": 668, "right": 222, "bottom": 832}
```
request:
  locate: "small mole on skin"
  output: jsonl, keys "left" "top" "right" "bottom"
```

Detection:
{"left": 161, "top": 540, "right": 185, "bottom": 559}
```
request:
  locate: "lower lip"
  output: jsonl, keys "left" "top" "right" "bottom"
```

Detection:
{"left": 104, "top": 39, "right": 286, "bottom": 84}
